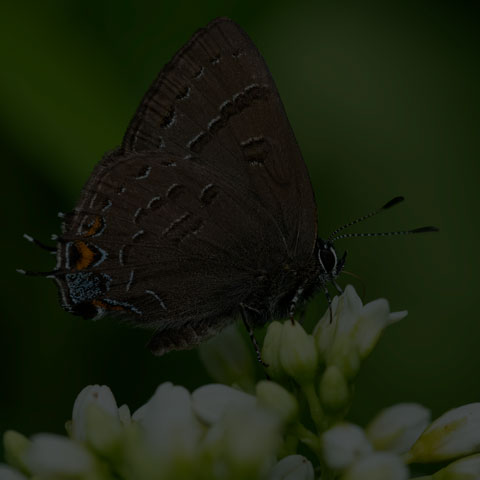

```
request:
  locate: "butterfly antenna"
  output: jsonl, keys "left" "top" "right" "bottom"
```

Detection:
{"left": 327, "top": 196, "right": 405, "bottom": 243}
{"left": 331, "top": 225, "right": 439, "bottom": 242}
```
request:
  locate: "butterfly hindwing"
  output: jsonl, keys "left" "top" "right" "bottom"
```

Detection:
{"left": 56, "top": 152, "right": 287, "bottom": 331}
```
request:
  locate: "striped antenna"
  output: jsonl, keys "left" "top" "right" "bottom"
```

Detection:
{"left": 331, "top": 226, "right": 439, "bottom": 242}
{"left": 327, "top": 196, "right": 404, "bottom": 243}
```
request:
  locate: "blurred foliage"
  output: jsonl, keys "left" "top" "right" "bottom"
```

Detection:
{"left": 1, "top": 0, "right": 479, "bottom": 460}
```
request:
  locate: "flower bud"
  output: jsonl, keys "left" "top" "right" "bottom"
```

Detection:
{"left": 313, "top": 295, "right": 340, "bottom": 359}
{"left": 85, "top": 403, "right": 123, "bottom": 455}
{"left": 3, "top": 430, "right": 30, "bottom": 472}
{"left": 321, "top": 423, "right": 372, "bottom": 471}
{"left": 192, "top": 383, "right": 256, "bottom": 424}
{"left": 133, "top": 382, "right": 203, "bottom": 460}
{"left": 407, "top": 403, "right": 480, "bottom": 463}
{"left": 268, "top": 455, "right": 314, "bottom": 480}
{"left": 354, "top": 300, "right": 407, "bottom": 359}
{"left": 22, "top": 434, "right": 95, "bottom": 476}
{"left": 199, "top": 323, "right": 255, "bottom": 390}
{"left": 432, "top": 453, "right": 480, "bottom": 480}
{"left": 262, "top": 321, "right": 287, "bottom": 381}
{"left": 318, "top": 365, "right": 350, "bottom": 412}
{"left": 72, "top": 385, "right": 120, "bottom": 443}
{"left": 366, "top": 403, "right": 431, "bottom": 454}
{"left": 279, "top": 320, "right": 318, "bottom": 385}
{"left": 0, "top": 465, "right": 28, "bottom": 480}
{"left": 342, "top": 452, "right": 408, "bottom": 480}
{"left": 256, "top": 380, "right": 298, "bottom": 424}
{"left": 204, "top": 405, "right": 281, "bottom": 477}
{"left": 313, "top": 286, "right": 406, "bottom": 379}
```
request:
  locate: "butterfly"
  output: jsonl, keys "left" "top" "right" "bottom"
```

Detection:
{"left": 21, "top": 17, "right": 437, "bottom": 360}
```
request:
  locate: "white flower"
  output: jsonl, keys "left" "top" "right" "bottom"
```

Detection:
{"left": 269, "top": 455, "right": 315, "bottom": 480}
{"left": 318, "top": 365, "right": 350, "bottom": 412}
{"left": 192, "top": 383, "right": 256, "bottom": 424}
{"left": 256, "top": 380, "right": 298, "bottom": 424}
{"left": 263, "top": 321, "right": 288, "bottom": 381}
{"left": 0, "top": 463, "right": 27, "bottom": 480}
{"left": 71, "top": 385, "right": 120, "bottom": 442}
{"left": 407, "top": 403, "right": 480, "bottom": 463}
{"left": 22, "top": 433, "right": 95, "bottom": 476}
{"left": 366, "top": 403, "right": 431, "bottom": 454}
{"left": 355, "top": 297, "right": 407, "bottom": 358}
{"left": 2, "top": 431, "right": 30, "bottom": 472}
{"left": 71, "top": 384, "right": 123, "bottom": 456}
{"left": 314, "top": 286, "right": 406, "bottom": 379}
{"left": 204, "top": 404, "right": 281, "bottom": 477}
{"left": 0, "top": 465, "right": 28, "bottom": 480}
{"left": 341, "top": 452, "right": 408, "bottom": 480}
{"left": 432, "top": 453, "right": 480, "bottom": 479}
{"left": 132, "top": 382, "right": 203, "bottom": 459}
{"left": 279, "top": 320, "right": 318, "bottom": 385}
{"left": 198, "top": 323, "right": 255, "bottom": 390}
{"left": 321, "top": 423, "right": 373, "bottom": 471}
{"left": 118, "top": 404, "right": 131, "bottom": 426}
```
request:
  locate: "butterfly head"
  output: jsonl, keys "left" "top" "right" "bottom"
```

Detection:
{"left": 316, "top": 239, "right": 347, "bottom": 281}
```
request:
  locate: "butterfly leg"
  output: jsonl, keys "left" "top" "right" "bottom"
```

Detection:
{"left": 288, "top": 284, "right": 305, "bottom": 324}
{"left": 321, "top": 284, "right": 334, "bottom": 323}
{"left": 333, "top": 280, "right": 343, "bottom": 294}
{"left": 22, "top": 233, "right": 56, "bottom": 252}
{"left": 240, "top": 303, "right": 269, "bottom": 369}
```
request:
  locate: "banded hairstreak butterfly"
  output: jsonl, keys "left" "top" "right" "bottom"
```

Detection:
{"left": 21, "top": 17, "right": 437, "bottom": 359}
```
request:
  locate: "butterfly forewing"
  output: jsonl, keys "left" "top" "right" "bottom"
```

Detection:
{"left": 122, "top": 17, "right": 317, "bottom": 261}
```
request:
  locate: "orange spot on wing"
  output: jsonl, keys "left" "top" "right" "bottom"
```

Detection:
{"left": 74, "top": 241, "right": 95, "bottom": 270}
{"left": 85, "top": 216, "right": 103, "bottom": 237}
{"left": 91, "top": 299, "right": 124, "bottom": 311}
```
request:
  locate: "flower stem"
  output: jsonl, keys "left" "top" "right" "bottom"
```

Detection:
{"left": 296, "top": 423, "right": 322, "bottom": 457}
{"left": 301, "top": 382, "right": 326, "bottom": 431}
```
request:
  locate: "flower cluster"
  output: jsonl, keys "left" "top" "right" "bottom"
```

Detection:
{"left": 2, "top": 286, "right": 479, "bottom": 479}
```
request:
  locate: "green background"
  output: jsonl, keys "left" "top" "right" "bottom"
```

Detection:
{"left": 1, "top": 0, "right": 479, "bottom": 456}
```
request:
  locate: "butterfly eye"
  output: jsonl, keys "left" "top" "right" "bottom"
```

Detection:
{"left": 319, "top": 246, "right": 337, "bottom": 273}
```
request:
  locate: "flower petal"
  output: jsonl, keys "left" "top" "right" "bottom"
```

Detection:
{"left": 268, "top": 455, "right": 315, "bottom": 480}
{"left": 279, "top": 321, "right": 318, "bottom": 384}
{"left": 263, "top": 322, "right": 287, "bottom": 381}
{"left": 432, "top": 453, "right": 480, "bottom": 479}
{"left": 318, "top": 365, "right": 350, "bottom": 412}
{"left": 134, "top": 382, "right": 203, "bottom": 458}
{"left": 192, "top": 383, "right": 256, "bottom": 424}
{"left": 198, "top": 323, "right": 255, "bottom": 390}
{"left": 23, "top": 434, "right": 94, "bottom": 475}
{"left": 366, "top": 403, "right": 431, "bottom": 454}
{"left": 342, "top": 452, "right": 408, "bottom": 480}
{"left": 0, "top": 465, "right": 28, "bottom": 480}
{"left": 209, "top": 405, "right": 281, "bottom": 476}
{"left": 407, "top": 403, "right": 480, "bottom": 463}
{"left": 2, "top": 431, "right": 30, "bottom": 472}
{"left": 71, "top": 384, "right": 119, "bottom": 442}
{"left": 321, "top": 423, "right": 373, "bottom": 471}
{"left": 355, "top": 299, "right": 407, "bottom": 359}
{"left": 256, "top": 380, "right": 298, "bottom": 424}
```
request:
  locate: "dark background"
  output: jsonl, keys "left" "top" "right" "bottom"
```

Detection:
{"left": 1, "top": 0, "right": 479, "bottom": 456}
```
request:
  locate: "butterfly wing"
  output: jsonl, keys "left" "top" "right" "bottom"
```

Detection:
{"left": 54, "top": 18, "right": 318, "bottom": 353}
{"left": 122, "top": 17, "right": 317, "bottom": 263}
{"left": 55, "top": 151, "right": 291, "bottom": 350}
